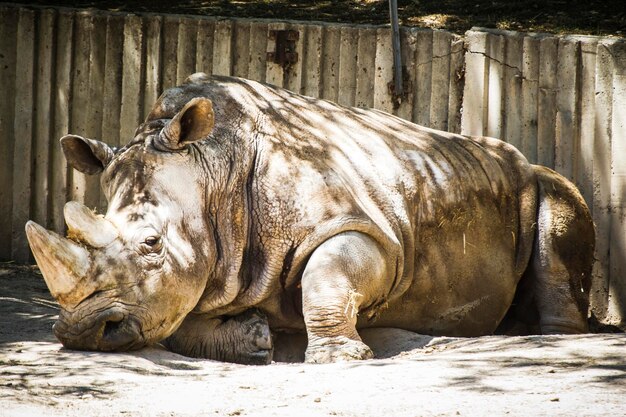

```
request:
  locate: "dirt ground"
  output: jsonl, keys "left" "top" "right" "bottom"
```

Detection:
{"left": 1, "top": 263, "right": 625, "bottom": 416}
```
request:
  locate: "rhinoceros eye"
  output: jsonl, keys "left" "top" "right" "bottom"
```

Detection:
{"left": 141, "top": 236, "right": 162, "bottom": 253}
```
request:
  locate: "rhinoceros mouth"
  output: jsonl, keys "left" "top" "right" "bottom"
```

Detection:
{"left": 54, "top": 307, "right": 144, "bottom": 352}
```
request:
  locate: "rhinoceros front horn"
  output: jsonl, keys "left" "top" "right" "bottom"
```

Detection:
{"left": 25, "top": 221, "right": 94, "bottom": 309}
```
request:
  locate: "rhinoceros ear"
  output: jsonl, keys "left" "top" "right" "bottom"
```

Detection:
{"left": 60, "top": 135, "right": 114, "bottom": 175}
{"left": 156, "top": 97, "right": 215, "bottom": 151}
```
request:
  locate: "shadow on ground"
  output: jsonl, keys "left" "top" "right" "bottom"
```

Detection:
{"left": 0, "top": 263, "right": 58, "bottom": 345}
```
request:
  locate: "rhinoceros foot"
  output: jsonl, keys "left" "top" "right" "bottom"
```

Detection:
{"left": 164, "top": 308, "right": 273, "bottom": 365}
{"left": 231, "top": 308, "right": 274, "bottom": 365}
{"left": 305, "top": 336, "right": 374, "bottom": 364}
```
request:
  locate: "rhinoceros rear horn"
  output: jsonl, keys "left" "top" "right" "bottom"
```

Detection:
{"left": 156, "top": 97, "right": 215, "bottom": 151}
{"left": 64, "top": 201, "right": 118, "bottom": 248}
{"left": 61, "top": 135, "right": 114, "bottom": 175}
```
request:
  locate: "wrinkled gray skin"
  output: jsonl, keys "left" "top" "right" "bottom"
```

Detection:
{"left": 25, "top": 74, "right": 595, "bottom": 364}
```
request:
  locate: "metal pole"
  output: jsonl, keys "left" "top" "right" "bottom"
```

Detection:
{"left": 389, "top": 0, "right": 403, "bottom": 98}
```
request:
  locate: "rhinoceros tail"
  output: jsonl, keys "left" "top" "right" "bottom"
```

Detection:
{"left": 514, "top": 164, "right": 539, "bottom": 278}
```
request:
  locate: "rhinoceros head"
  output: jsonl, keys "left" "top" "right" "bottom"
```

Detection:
{"left": 25, "top": 97, "right": 228, "bottom": 351}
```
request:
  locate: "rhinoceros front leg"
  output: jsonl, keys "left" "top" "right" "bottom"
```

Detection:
{"left": 302, "top": 231, "right": 390, "bottom": 363}
{"left": 163, "top": 309, "right": 273, "bottom": 365}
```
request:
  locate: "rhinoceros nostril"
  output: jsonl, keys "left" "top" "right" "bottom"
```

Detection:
{"left": 103, "top": 318, "right": 123, "bottom": 339}
{"left": 99, "top": 315, "right": 142, "bottom": 351}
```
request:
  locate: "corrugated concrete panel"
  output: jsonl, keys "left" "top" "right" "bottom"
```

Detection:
{"left": 590, "top": 39, "right": 614, "bottom": 323}
{"left": 196, "top": 18, "right": 216, "bottom": 75}
{"left": 33, "top": 9, "right": 55, "bottom": 229}
{"left": 212, "top": 20, "right": 233, "bottom": 76}
{"left": 578, "top": 37, "right": 599, "bottom": 208}
{"left": 395, "top": 27, "right": 416, "bottom": 121}
{"left": 554, "top": 37, "right": 579, "bottom": 181}
{"left": 0, "top": 6, "right": 18, "bottom": 260}
{"left": 413, "top": 30, "right": 433, "bottom": 125}
{"left": 49, "top": 9, "right": 73, "bottom": 236}
{"left": 462, "top": 30, "right": 488, "bottom": 136}
{"left": 302, "top": 25, "right": 322, "bottom": 98}
{"left": 265, "top": 22, "right": 286, "bottom": 88}
{"left": 11, "top": 9, "right": 36, "bottom": 263}
{"left": 232, "top": 20, "right": 251, "bottom": 79}
{"left": 447, "top": 37, "right": 464, "bottom": 134}
{"left": 608, "top": 40, "right": 626, "bottom": 325}
{"left": 429, "top": 30, "right": 452, "bottom": 131}
{"left": 337, "top": 26, "right": 358, "bottom": 107}
{"left": 521, "top": 35, "right": 540, "bottom": 164}
{"left": 144, "top": 15, "right": 162, "bottom": 120}
{"left": 536, "top": 36, "right": 558, "bottom": 169}
{"left": 373, "top": 27, "right": 394, "bottom": 114}
{"left": 354, "top": 27, "right": 376, "bottom": 109}
{"left": 120, "top": 14, "right": 144, "bottom": 142}
{"left": 68, "top": 11, "right": 91, "bottom": 205}
{"left": 321, "top": 25, "right": 341, "bottom": 103}
{"left": 247, "top": 21, "right": 267, "bottom": 83}
{"left": 486, "top": 33, "right": 504, "bottom": 139}
{"left": 85, "top": 13, "right": 106, "bottom": 213}
{"left": 503, "top": 33, "right": 523, "bottom": 151}
{"left": 176, "top": 16, "right": 198, "bottom": 85}
{"left": 284, "top": 22, "right": 305, "bottom": 94}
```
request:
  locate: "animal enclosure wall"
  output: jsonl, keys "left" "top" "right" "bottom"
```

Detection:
{"left": 0, "top": 5, "right": 465, "bottom": 260}
{"left": 462, "top": 28, "right": 626, "bottom": 327}
{"left": 0, "top": 5, "right": 624, "bottom": 326}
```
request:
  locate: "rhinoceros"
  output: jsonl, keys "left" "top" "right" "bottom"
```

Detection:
{"left": 25, "top": 73, "right": 595, "bottom": 364}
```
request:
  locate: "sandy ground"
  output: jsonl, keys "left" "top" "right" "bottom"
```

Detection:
{"left": 1, "top": 263, "right": 625, "bottom": 416}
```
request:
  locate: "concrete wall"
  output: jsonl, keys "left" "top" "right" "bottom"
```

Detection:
{"left": 462, "top": 28, "right": 626, "bottom": 327}
{"left": 0, "top": 5, "right": 624, "bottom": 325}
{"left": 0, "top": 5, "right": 464, "bottom": 261}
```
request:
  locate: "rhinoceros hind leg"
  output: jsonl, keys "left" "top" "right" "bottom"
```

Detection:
{"left": 164, "top": 309, "right": 273, "bottom": 365}
{"left": 530, "top": 166, "right": 594, "bottom": 334}
{"left": 301, "top": 231, "right": 390, "bottom": 363}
